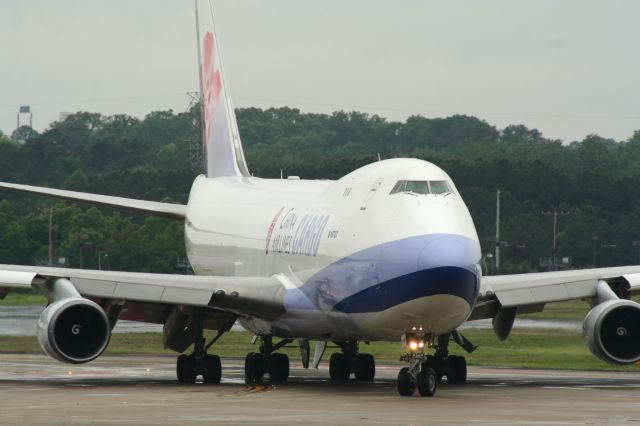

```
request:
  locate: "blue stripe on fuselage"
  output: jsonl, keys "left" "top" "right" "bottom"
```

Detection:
{"left": 332, "top": 266, "right": 478, "bottom": 313}
{"left": 283, "top": 233, "right": 481, "bottom": 314}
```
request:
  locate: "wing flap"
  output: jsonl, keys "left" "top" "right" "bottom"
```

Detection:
{"left": 492, "top": 279, "right": 597, "bottom": 307}
{"left": 0, "top": 182, "right": 186, "bottom": 220}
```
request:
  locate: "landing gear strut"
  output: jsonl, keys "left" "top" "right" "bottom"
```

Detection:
{"left": 329, "top": 341, "right": 376, "bottom": 382}
{"left": 176, "top": 309, "right": 223, "bottom": 384}
{"left": 244, "top": 336, "right": 292, "bottom": 383}
{"left": 428, "top": 333, "right": 468, "bottom": 384}
{"left": 416, "top": 334, "right": 468, "bottom": 384}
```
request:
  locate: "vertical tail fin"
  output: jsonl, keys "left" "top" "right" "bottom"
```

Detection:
{"left": 195, "top": 0, "right": 250, "bottom": 178}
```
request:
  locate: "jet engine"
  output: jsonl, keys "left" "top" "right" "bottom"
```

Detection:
{"left": 583, "top": 298, "right": 640, "bottom": 365}
{"left": 36, "top": 297, "right": 111, "bottom": 364}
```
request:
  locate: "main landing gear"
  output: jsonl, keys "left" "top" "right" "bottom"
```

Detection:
{"left": 244, "top": 336, "right": 292, "bottom": 383}
{"left": 329, "top": 341, "right": 376, "bottom": 382}
{"left": 176, "top": 309, "right": 223, "bottom": 384}
{"left": 397, "top": 330, "right": 474, "bottom": 397}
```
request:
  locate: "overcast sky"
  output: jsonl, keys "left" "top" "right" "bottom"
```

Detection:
{"left": 1, "top": 0, "right": 639, "bottom": 143}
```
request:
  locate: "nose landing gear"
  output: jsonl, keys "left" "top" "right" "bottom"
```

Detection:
{"left": 397, "top": 330, "right": 475, "bottom": 397}
{"left": 397, "top": 332, "right": 437, "bottom": 397}
{"left": 397, "top": 362, "right": 437, "bottom": 397}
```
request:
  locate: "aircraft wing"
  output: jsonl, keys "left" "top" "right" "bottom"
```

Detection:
{"left": 0, "top": 264, "right": 286, "bottom": 320}
{"left": 470, "top": 265, "right": 640, "bottom": 322}
{"left": 0, "top": 182, "right": 185, "bottom": 220}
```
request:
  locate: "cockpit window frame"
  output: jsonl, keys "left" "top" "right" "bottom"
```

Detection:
{"left": 389, "top": 180, "right": 407, "bottom": 194}
{"left": 389, "top": 180, "right": 453, "bottom": 196}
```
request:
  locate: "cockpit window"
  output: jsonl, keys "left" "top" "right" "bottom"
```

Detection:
{"left": 429, "top": 181, "right": 451, "bottom": 194}
{"left": 390, "top": 180, "right": 407, "bottom": 194}
{"left": 389, "top": 180, "right": 452, "bottom": 195}
{"left": 405, "top": 181, "right": 430, "bottom": 194}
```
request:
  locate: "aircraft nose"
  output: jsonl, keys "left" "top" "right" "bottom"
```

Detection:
{"left": 416, "top": 234, "right": 482, "bottom": 309}
{"left": 417, "top": 234, "right": 479, "bottom": 271}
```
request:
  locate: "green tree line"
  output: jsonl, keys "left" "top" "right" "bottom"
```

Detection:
{"left": 1, "top": 105, "right": 640, "bottom": 274}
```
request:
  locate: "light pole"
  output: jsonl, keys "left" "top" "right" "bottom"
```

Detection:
{"left": 542, "top": 209, "right": 569, "bottom": 271}
{"left": 97, "top": 245, "right": 103, "bottom": 270}
{"left": 600, "top": 243, "right": 617, "bottom": 267}
{"left": 484, "top": 253, "right": 494, "bottom": 275}
{"left": 495, "top": 189, "right": 500, "bottom": 274}
{"left": 75, "top": 235, "right": 91, "bottom": 269}
{"left": 48, "top": 208, "right": 53, "bottom": 266}
{"left": 97, "top": 251, "right": 110, "bottom": 270}
{"left": 38, "top": 207, "right": 58, "bottom": 266}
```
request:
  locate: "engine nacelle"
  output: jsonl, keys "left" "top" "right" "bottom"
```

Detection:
{"left": 36, "top": 297, "right": 111, "bottom": 364}
{"left": 583, "top": 299, "right": 640, "bottom": 365}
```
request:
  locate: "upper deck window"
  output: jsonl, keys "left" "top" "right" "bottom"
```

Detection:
{"left": 389, "top": 180, "right": 452, "bottom": 195}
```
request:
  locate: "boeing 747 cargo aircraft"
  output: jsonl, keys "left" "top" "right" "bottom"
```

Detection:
{"left": 1, "top": 0, "right": 639, "bottom": 397}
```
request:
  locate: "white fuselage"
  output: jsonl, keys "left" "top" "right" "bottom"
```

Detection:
{"left": 184, "top": 158, "right": 482, "bottom": 341}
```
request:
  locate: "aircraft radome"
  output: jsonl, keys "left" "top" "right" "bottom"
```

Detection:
{"left": 1, "top": 0, "right": 640, "bottom": 397}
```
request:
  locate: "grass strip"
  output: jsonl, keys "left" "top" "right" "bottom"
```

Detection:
{"left": 0, "top": 292, "right": 47, "bottom": 306}
{"left": 1, "top": 329, "right": 639, "bottom": 372}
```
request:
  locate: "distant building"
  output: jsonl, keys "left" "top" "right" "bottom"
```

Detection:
{"left": 16, "top": 105, "right": 33, "bottom": 130}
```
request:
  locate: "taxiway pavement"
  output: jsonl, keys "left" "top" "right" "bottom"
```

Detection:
{"left": 0, "top": 354, "right": 638, "bottom": 425}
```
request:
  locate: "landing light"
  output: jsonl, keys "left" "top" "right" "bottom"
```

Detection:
{"left": 408, "top": 340, "right": 425, "bottom": 351}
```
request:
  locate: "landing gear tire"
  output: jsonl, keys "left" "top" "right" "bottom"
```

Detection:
{"left": 244, "top": 352, "right": 252, "bottom": 378}
{"left": 177, "top": 354, "right": 197, "bottom": 384}
{"left": 245, "top": 352, "right": 265, "bottom": 383}
{"left": 423, "top": 355, "right": 444, "bottom": 383}
{"left": 446, "top": 355, "right": 467, "bottom": 383}
{"left": 397, "top": 367, "right": 415, "bottom": 396}
{"left": 329, "top": 353, "right": 350, "bottom": 381}
{"left": 417, "top": 367, "right": 437, "bottom": 397}
{"left": 174, "top": 309, "right": 228, "bottom": 384}
{"left": 202, "top": 354, "right": 222, "bottom": 384}
{"left": 269, "top": 353, "right": 290, "bottom": 382}
{"left": 354, "top": 353, "right": 375, "bottom": 381}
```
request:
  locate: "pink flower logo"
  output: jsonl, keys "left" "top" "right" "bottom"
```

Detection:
{"left": 202, "top": 32, "right": 222, "bottom": 149}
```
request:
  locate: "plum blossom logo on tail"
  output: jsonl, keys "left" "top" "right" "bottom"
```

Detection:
{"left": 201, "top": 31, "right": 223, "bottom": 155}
